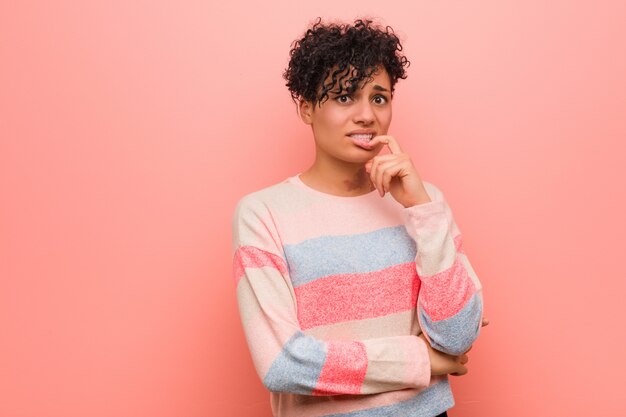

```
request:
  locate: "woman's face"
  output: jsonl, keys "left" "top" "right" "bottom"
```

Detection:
{"left": 300, "top": 66, "right": 393, "bottom": 165}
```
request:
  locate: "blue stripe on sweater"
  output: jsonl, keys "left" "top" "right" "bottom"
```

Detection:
{"left": 326, "top": 380, "right": 453, "bottom": 416}
{"left": 263, "top": 331, "right": 326, "bottom": 394}
{"left": 419, "top": 293, "right": 483, "bottom": 355}
{"left": 284, "top": 226, "right": 417, "bottom": 287}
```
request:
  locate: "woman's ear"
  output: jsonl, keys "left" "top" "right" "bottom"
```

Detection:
{"left": 298, "top": 100, "right": 314, "bottom": 125}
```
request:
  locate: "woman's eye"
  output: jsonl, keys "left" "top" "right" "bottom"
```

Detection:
{"left": 335, "top": 95, "right": 352, "bottom": 104}
{"left": 373, "top": 95, "right": 388, "bottom": 104}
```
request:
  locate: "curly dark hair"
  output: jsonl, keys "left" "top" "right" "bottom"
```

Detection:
{"left": 283, "top": 18, "right": 410, "bottom": 106}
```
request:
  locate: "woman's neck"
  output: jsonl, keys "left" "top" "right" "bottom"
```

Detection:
{"left": 299, "top": 159, "right": 375, "bottom": 197}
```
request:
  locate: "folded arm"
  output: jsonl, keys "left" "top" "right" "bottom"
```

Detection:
{"left": 403, "top": 183, "right": 484, "bottom": 356}
{"left": 232, "top": 197, "right": 433, "bottom": 396}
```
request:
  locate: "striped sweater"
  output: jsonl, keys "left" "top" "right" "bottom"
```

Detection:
{"left": 231, "top": 174, "right": 483, "bottom": 417}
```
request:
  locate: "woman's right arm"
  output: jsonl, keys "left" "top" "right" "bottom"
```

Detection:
{"left": 232, "top": 196, "right": 443, "bottom": 396}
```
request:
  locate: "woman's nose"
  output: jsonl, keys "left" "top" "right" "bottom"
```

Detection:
{"left": 353, "top": 101, "right": 375, "bottom": 125}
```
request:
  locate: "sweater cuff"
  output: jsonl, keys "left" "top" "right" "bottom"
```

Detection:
{"left": 412, "top": 336, "right": 432, "bottom": 389}
{"left": 402, "top": 200, "right": 450, "bottom": 237}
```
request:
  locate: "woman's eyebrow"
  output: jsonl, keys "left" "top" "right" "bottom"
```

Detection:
{"left": 373, "top": 85, "right": 389, "bottom": 92}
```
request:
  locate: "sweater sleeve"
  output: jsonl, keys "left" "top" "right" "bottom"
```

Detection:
{"left": 232, "top": 195, "right": 431, "bottom": 396}
{"left": 403, "top": 182, "right": 484, "bottom": 356}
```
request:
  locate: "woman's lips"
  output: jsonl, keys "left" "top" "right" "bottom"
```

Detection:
{"left": 348, "top": 133, "right": 375, "bottom": 149}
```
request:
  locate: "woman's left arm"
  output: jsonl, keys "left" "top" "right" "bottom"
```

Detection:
{"left": 365, "top": 135, "right": 484, "bottom": 356}
{"left": 403, "top": 182, "right": 484, "bottom": 356}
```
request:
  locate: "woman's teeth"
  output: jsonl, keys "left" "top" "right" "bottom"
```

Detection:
{"left": 350, "top": 134, "right": 373, "bottom": 141}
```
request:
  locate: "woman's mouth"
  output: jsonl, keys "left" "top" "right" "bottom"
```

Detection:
{"left": 348, "top": 133, "right": 375, "bottom": 149}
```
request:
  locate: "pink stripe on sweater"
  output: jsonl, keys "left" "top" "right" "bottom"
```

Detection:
{"left": 232, "top": 246, "right": 288, "bottom": 285}
{"left": 454, "top": 234, "right": 465, "bottom": 254}
{"left": 312, "top": 341, "right": 368, "bottom": 395}
{"left": 294, "top": 263, "right": 420, "bottom": 330}
{"left": 419, "top": 256, "right": 475, "bottom": 321}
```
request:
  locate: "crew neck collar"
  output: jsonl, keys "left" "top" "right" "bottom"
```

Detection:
{"left": 288, "top": 173, "right": 380, "bottom": 200}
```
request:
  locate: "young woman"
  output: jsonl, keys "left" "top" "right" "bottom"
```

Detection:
{"left": 232, "top": 18, "right": 486, "bottom": 417}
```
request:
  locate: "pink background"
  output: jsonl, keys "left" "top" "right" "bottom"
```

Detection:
{"left": 1, "top": 1, "right": 625, "bottom": 416}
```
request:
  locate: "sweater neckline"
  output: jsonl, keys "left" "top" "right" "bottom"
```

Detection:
{"left": 288, "top": 173, "right": 380, "bottom": 200}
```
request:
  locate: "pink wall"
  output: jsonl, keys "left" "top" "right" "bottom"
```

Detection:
{"left": 1, "top": 1, "right": 624, "bottom": 416}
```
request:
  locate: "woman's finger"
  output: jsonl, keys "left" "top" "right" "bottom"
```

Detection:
{"left": 374, "top": 159, "right": 405, "bottom": 196}
{"left": 367, "top": 154, "right": 398, "bottom": 180}
{"left": 368, "top": 158, "right": 382, "bottom": 195}
{"left": 369, "top": 135, "right": 404, "bottom": 155}
{"left": 451, "top": 364, "right": 468, "bottom": 376}
{"left": 370, "top": 156, "right": 399, "bottom": 196}
{"left": 378, "top": 161, "right": 404, "bottom": 195}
